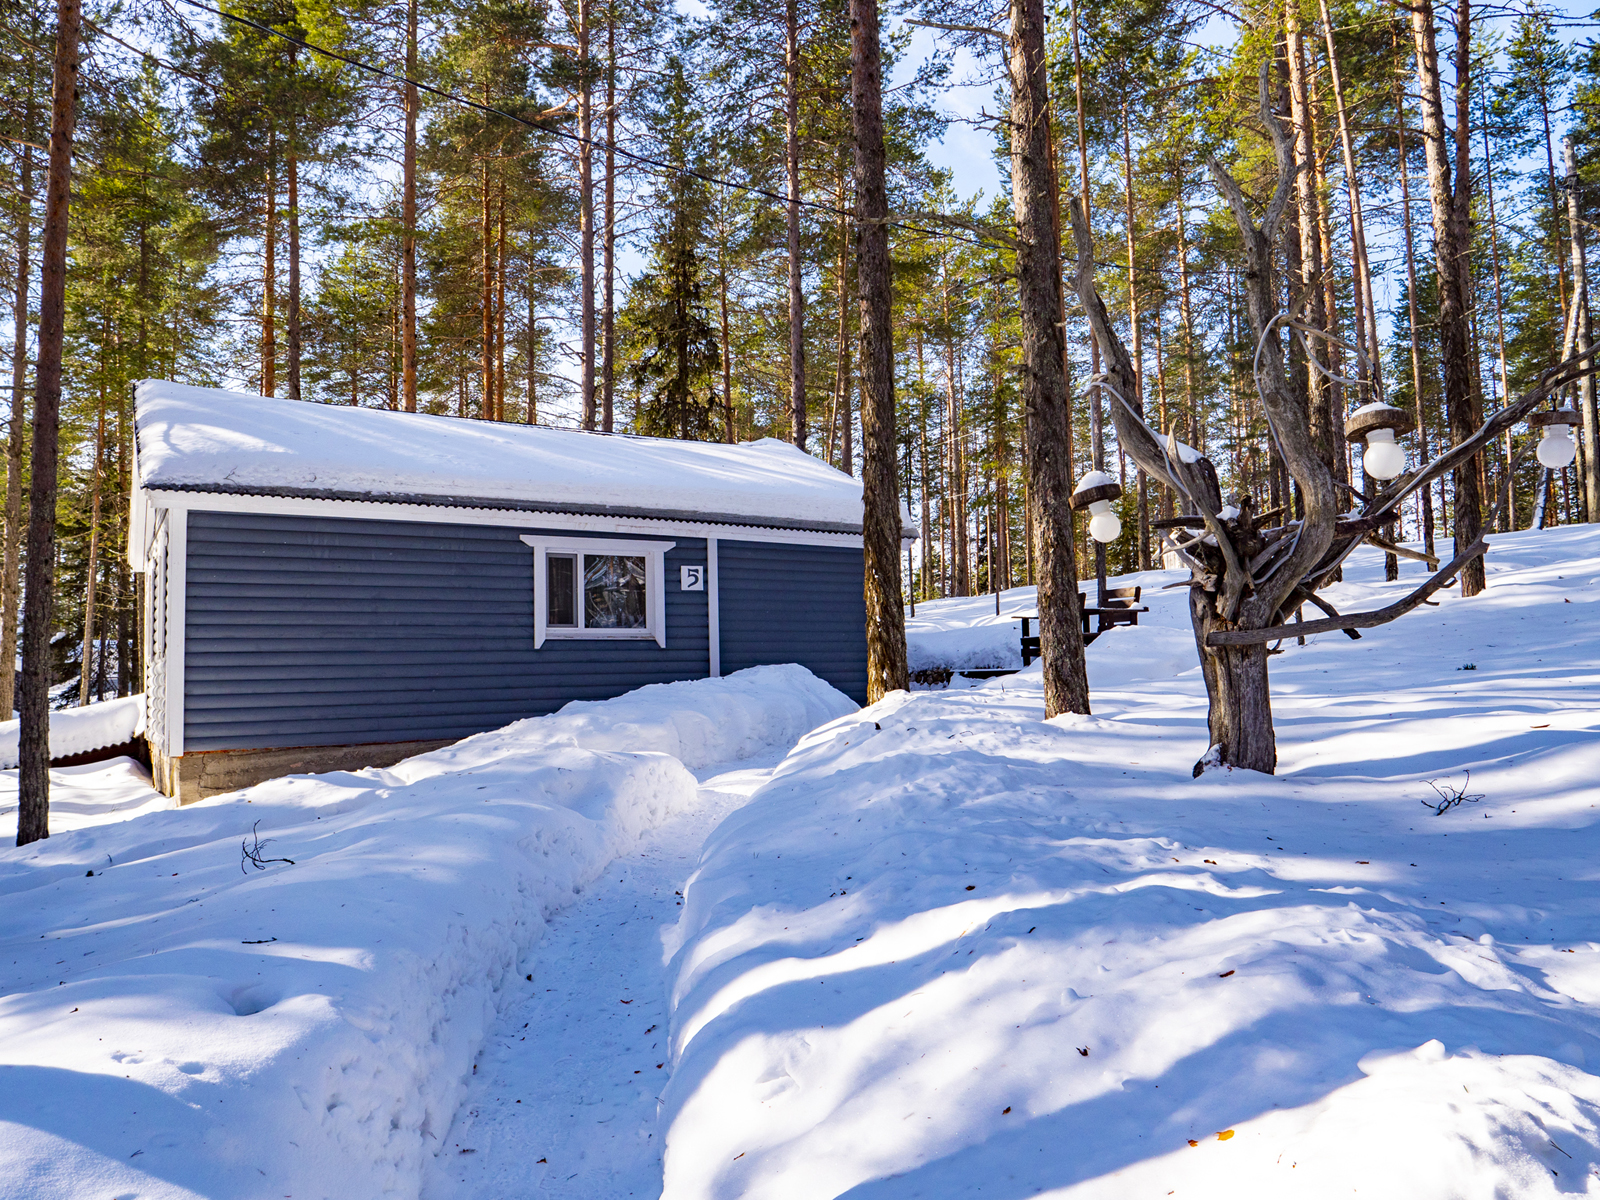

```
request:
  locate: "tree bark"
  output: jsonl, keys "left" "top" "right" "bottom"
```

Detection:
{"left": 79, "top": 394, "right": 103, "bottom": 706}
{"left": 833, "top": 183, "right": 853, "bottom": 474}
{"left": 527, "top": 276, "right": 538, "bottom": 424}
{"left": 602, "top": 2, "right": 617, "bottom": 433}
{"left": 4, "top": 128, "right": 32, "bottom": 723}
{"left": 1010, "top": 0, "right": 1089, "bottom": 717}
{"left": 1395, "top": 52, "right": 1434, "bottom": 556}
{"left": 1286, "top": 8, "right": 1333, "bottom": 475}
{"left": 263, "top": 131, "right": 276, "bottom": 396}
{"left": 786, "top": 0, "right": 806, "bottom": 451}
{"left": 496, "top": 181, "right": 507, "bottom": 421}
{"left": 401, "top": 0, "right": 418, "bottom": 412}
{"left": 19, "top": 0, "right": 80, "bottom": 846}
{"left": 1411, "top": 0, "right": 1483, "bottom": 593}
{"left": 287, "top": 124, "right": 302, "bottom": 401}
{"left": 481, "top": 148, "right": 494, "bottom": 420}
{"left": 849, "top": 0, "right": 907, "bottom": 703}
{"left": 1565, "top": 138, "right": 1600, "bottom": 521}
{"left": 1318, "top": 0, "right": 1382, "bottom": 400}
{"left": 578, "top": 0, "right": 596, "bottom": 429}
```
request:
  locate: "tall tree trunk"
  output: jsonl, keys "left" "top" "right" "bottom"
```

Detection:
{"left": 79, "top": 397, "right": 102, "bottom": 706}
{"left": 1121, "top": 107, "right": 1149, "bottom": 569}
{"left": 849, "top": 0, "right": 907, "bottom": 702}
{"left": 4, "top": 129, "right": 32, "bottom": 723}
{"left": 1319, "top": 0, "right": 1382, "bottom": 399}
{"left": 263, "top": 131, "right": 276, "bottom": 397}
{"left": 1396, "top": 41, "right": 1434, "bottom": 556}
{"left": 602, "top": 3, "right": 617, "bottom": 433}
{"left": 19, "top": 0, "right": 80, "bottom": 846}
{"left": 578, "top": 0, "right": 596, "bottom": 429}
{"left": 719, "top": 257, "right": 733, "bottom": 442}
{"left": 496, "top": 181, "right": 507, "bottom": 421}
{"left": 401, "top": 0, "right": 418, "bottom": 412}
{"left": 1286, "top": 7, "right": 1333, "bottom": 476}
{"left": 943, "top": 280, "right": 968, "bottom": 596}
{"left": 1010, "top": 0, "right": 1089, "bottom": 717}
{"left": 786, "top": 0, "right": 806, "bottom": 451}
{"left": 481, "top": 150, "right": 494, "bottom": 420}
{"left": 1483, "top": 104, "right": 1513, "bottom": 527}
{"left": 1565, "top": 138, "right": 1600, "bottom": 522}
{"left": 287, "top": 126, "right": 302, "bottom": 401}
{"left": 833, "top": 183, "right": 853, "bottom": 474}
{"left": 526, "top": 275, "right": 538, "bottom": 424}
{"left": 1412, "top": 0, "right": 1483, "bottom": 594}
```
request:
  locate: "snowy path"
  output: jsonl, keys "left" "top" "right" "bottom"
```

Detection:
{"left": 423, "top": 752, "right": 786, "bottom": 1200}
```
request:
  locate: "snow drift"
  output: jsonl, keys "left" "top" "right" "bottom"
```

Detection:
{"left": 0, "top": 664, "right": 853, "bottom": 1200}
{"left": 660, "top": 530, "right": 1600, "bottom": 1199}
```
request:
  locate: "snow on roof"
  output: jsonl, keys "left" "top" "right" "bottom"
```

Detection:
{"left": 134, "top": 381, "right": 898, "bottom": 534}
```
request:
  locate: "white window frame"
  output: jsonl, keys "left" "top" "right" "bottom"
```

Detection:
{"left": 521, "top": 535, "right": 674, "bottom": 649}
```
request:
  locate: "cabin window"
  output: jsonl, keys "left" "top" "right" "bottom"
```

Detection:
{"left": 547, "top": 554, "right": 578, "bottom": 627}
{"left": 583, "top": 555, "right": 647, "bottom": 628}
{"left": 521, "top": 536, "right": 675, "bottom": 649}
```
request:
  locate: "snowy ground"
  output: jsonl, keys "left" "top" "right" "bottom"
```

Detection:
{"left": 0, "top": 665, "right": 853, "bottom": 1200}
{"left": 660, "top": 528, "right": 1600, "bottom": 1199}
{"left": 422, "top": 753, "right": 786, "bottom": 1200}
{"left": 5, "top": 531, "right": 1599, "bottom": 1200}
{"left": 0, "top": 758, "right": 169, "bottom": 841}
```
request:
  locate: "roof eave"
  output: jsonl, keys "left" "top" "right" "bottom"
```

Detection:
{"left": 141, "top": 480, "right": 912, "bottom": 539}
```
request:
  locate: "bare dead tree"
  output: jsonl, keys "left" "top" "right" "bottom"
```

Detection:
{"left": 1068, "top": 62, "right": 1597, "bottom": 776}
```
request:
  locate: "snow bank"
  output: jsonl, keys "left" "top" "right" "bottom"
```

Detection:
{"left": 0, "top": 694, "right": 144, "bottom": 769}
{"left": 136, "top": 381, "right": 887, "bottom": 532}
{"left": 0, "top": 758, "right": 169, "bottom": 840}
{"left": 659, "top": 530, "right": 1600, "bottom": 1198}
{"left": 0, "top": 665, "right": 854, "bottom": 1200}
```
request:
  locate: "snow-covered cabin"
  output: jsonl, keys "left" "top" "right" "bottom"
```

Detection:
{"left": 131, "top": 381, "right": 900, "bottom": 803}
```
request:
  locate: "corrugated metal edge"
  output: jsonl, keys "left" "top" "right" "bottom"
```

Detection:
{"left": 145, "top": 482, "right": 923, "bottom": 540}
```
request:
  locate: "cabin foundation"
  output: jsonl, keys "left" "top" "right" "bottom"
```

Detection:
{"left": 153, "top": 739, "right": 453, "bottom": 806}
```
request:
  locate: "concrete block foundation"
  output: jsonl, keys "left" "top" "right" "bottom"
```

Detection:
{"left": 152, "top": 739, "right": 453, "bottom": 805}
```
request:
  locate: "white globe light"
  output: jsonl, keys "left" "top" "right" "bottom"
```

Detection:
{"left": 1362, "top": 433, "right": 1406, "bottom": 481}
{"left": 1088, "top": 503, "right": 1121, "bottom": 543}
{"left": 1536, "top": 426, "right": 1577, "bottom": 469}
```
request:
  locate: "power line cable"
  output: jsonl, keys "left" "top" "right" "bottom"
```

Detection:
{"left": 175, "top": 0, "right": 988, "bottom": 247}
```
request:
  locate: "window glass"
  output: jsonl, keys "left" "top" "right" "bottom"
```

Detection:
{"left": 583, "top": 554, "right": 646, "bottom": 628}
{"left": 547, "top": 554, "right": 577, "bottom": 626}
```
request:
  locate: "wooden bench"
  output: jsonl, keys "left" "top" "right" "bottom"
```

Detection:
{"left": 1081, "top": 586, "right": 1147, "bottom": 644}
{"left": 1018, "top": 587, "right": 1149, "bottom": 662}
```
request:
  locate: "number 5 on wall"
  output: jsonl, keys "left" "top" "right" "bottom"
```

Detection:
{"left": 681, "top": 565, "right": 705, "bottom": 591}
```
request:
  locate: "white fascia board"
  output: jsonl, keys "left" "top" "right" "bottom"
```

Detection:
{"left": 140, "top": 488, "right": 864, "bottom": 549}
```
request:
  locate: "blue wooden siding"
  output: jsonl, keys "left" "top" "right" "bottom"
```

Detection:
{"left": 717, "top": 539, "right": 868, "bottom": 704}
{"left": 182, "top": 511, "right": 709, "bottom": 751}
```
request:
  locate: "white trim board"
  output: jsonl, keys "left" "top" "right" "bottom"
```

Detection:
{"left": 133, "top": 488, "right": 866, "bottom": 555}
{"left": 164, "top": 509, "right": 187, "bottom": 758}
{"left": 706, "top": 537, "right": 720, "bottom": 678}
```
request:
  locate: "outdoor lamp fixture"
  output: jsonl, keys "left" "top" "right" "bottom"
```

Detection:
{"left": 1530, "top": 407, "right": 1581, "bottom": 469}
{"left": 1071, "top": 470, "right": 1124, "bottom": 544}
{"left": 1345, "top": 402, "right": 1415, "bottom": 482}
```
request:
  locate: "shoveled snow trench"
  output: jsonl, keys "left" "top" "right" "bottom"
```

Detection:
{"left": 422, "top": 755, "right": 783, "bottom": 1200}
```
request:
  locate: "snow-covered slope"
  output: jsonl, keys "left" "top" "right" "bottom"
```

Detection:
{"left": 661, "top": 529, "right": 1600, "bottom": 1199}
{"left": 0, "top": 665, "right": 854, "bottom": 1200}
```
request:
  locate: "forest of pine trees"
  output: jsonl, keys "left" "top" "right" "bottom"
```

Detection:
{"left": 2, "top": 0, "right": 1599, "bottom": 710}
